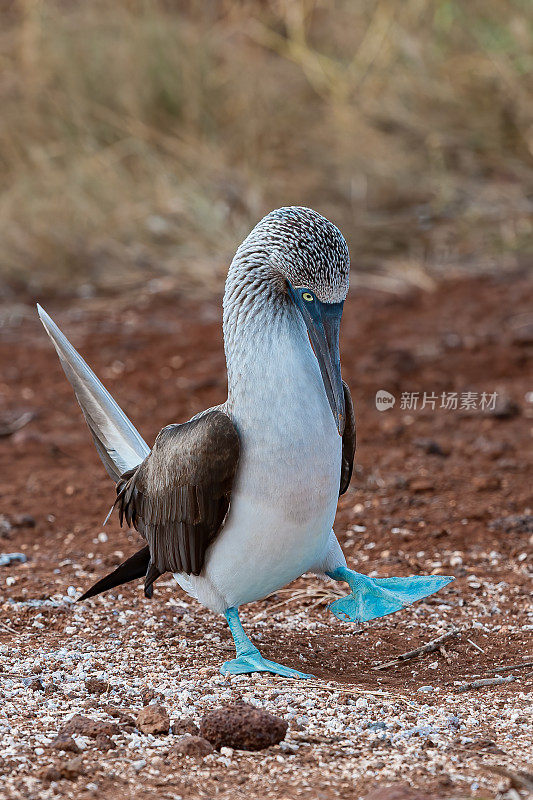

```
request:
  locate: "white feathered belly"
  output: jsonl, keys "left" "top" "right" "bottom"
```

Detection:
{"left": 174, "top": 414, "right": 341, "bottom": 613}
{"left": 174, "top": 470, "right": 339, "bottom": 612}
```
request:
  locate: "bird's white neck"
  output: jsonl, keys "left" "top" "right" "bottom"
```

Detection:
{"left": 224, "top": 256, "right": 290, "bottom": 387}
{"left": 222, "top": 258, "right": 332, "bottom": 438}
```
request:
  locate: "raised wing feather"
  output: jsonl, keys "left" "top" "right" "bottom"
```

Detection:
{"left": 37, "top": 305, "right": 150, "bottom": 480}
{"left": 116, "top": 410, "right": 240, "bottom": 582}
{"left": 340, "top": 380, "right": 355, "bottom": 496}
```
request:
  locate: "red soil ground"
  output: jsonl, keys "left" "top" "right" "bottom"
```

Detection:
{"left": 0, "top": 272, "right": 531, "bottom": 799}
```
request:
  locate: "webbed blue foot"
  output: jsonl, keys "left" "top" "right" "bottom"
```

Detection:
{"left": 221, "top": 651, "right": 313, "bottom": 679}
{"left": 221, "top": 607, "right": 314, "bottom": 679}
{"left": 327, "top": 567, "right": 454, "bottom": 623}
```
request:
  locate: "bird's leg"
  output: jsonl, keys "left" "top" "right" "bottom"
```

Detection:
{"left": 326, "top": 566, "right": 454, "bottom": 624}
{"left": 220, "top": 607, "right": 313, "bottom": 679}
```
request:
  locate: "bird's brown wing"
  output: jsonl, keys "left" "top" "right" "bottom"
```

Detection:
{"left": 339, "top": 380, "right": 356, "bottom": 496}
{"left": 115, "top": 409, "right": 240, "bottom": 590}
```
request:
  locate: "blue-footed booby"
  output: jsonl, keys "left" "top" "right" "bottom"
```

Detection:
{"left": 38, "top": 207, "right": 453, "bottom": 679}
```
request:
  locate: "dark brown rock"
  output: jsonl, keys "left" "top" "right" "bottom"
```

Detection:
{"left": 28, "top": 678, "right": 45, "bottom": 692}
{"left": 413, "top": 438, "right": 449, "bottom": 457}
{"left": 171, "top": 717, "right": 199, "bottom": 736}
{"left": 103, "top": 705, "right": 135, "bottom": 727}
{"left": 85, "top": 678, "right": 108, "bottom": 695}
{"left": 38, "top": 766, "right": 61, "bottom": 783}
{"left": 136, "top": 704, "right": 170, "bottom": 735}
{"left": 12, "top": 513, "right": 36, "bottom": 528}
{"left": 59, "top": 714, "right": 119, "bottom": 739}
{"left": 39, "top": 756, "right": 85, "bottom": 782}
{"left": 94, "top": 734, "right": 116, "bottom": 751}
{"left": 49, "top": 734, "right": 80, "bottom": 754}
{"left": 199, "top": 702, "right": 288, "bottom": 751}
{"left": 171, "top": 734, "right": 214, "bottom": 758}
{"left": 58, "top": 756, "right": 84, "bottom": 780}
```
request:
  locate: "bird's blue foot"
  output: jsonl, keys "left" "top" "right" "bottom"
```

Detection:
{"left": 327, "top": 567, "right": 454, "bottom": 623}
{"left": 221, "top": 650, "right": 313, "bottom": 679}
{"left": 221, "top": 606, "right": 314, "bottom": 679}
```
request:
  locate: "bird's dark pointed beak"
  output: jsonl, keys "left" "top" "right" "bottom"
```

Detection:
{"left": 288, "top": 284, "right": 345, "bottom": 435}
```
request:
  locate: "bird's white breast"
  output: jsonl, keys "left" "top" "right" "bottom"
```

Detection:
{"left": 174, "top": 303, "right": 342, "bottom": 613}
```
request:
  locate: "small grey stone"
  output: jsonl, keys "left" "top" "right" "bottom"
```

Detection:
{"left": 367, "top": 721, "right": 388, "bottom": 731}
{"left": 447, "top": 715, "right": 462, "bottom": 729}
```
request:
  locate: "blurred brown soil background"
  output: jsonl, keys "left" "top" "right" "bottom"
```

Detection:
{"left": 0, "top": 273, "right": 532, "bottom": 799}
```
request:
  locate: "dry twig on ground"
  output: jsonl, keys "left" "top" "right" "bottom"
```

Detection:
{"left": 482, "top": 660, "right": 533, "bottom": 675}
{"left": 373, "top": 629, "right": 460, "bottom": 670}
{"left": 455, "top": 675, "right": 525, "bottom": 693}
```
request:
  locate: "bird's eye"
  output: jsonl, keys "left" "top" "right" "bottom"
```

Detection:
{"left": 302, "top": 292, "right": 314, "bottom": 302}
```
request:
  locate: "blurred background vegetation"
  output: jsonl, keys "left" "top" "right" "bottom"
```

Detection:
{"left": 1, "top": 0, "right": 532, "bottom": 297}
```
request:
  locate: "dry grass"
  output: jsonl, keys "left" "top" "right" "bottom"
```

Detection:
{"left": 1, "top": 0, "right": 532, "bottom": 295}
{"left": 251, "top": 583, "right": 345, "bottom": 621}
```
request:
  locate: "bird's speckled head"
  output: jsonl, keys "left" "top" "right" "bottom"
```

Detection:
{"left": 236, "top": 206, "right": 350, "bottom": 303}
{"left": 225, "top": 207, "right": 349, "bottom": 432}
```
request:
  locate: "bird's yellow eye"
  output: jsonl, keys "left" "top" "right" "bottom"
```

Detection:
{"left": 302, "top": 292, "right": 314, "bottom": 302}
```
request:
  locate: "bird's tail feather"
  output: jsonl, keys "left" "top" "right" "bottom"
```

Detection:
{"left": 78, "top": 546, "right": 151, "bottom": 601}
{"left": 37, "top": 305, "right": 150, "bottom": 481}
